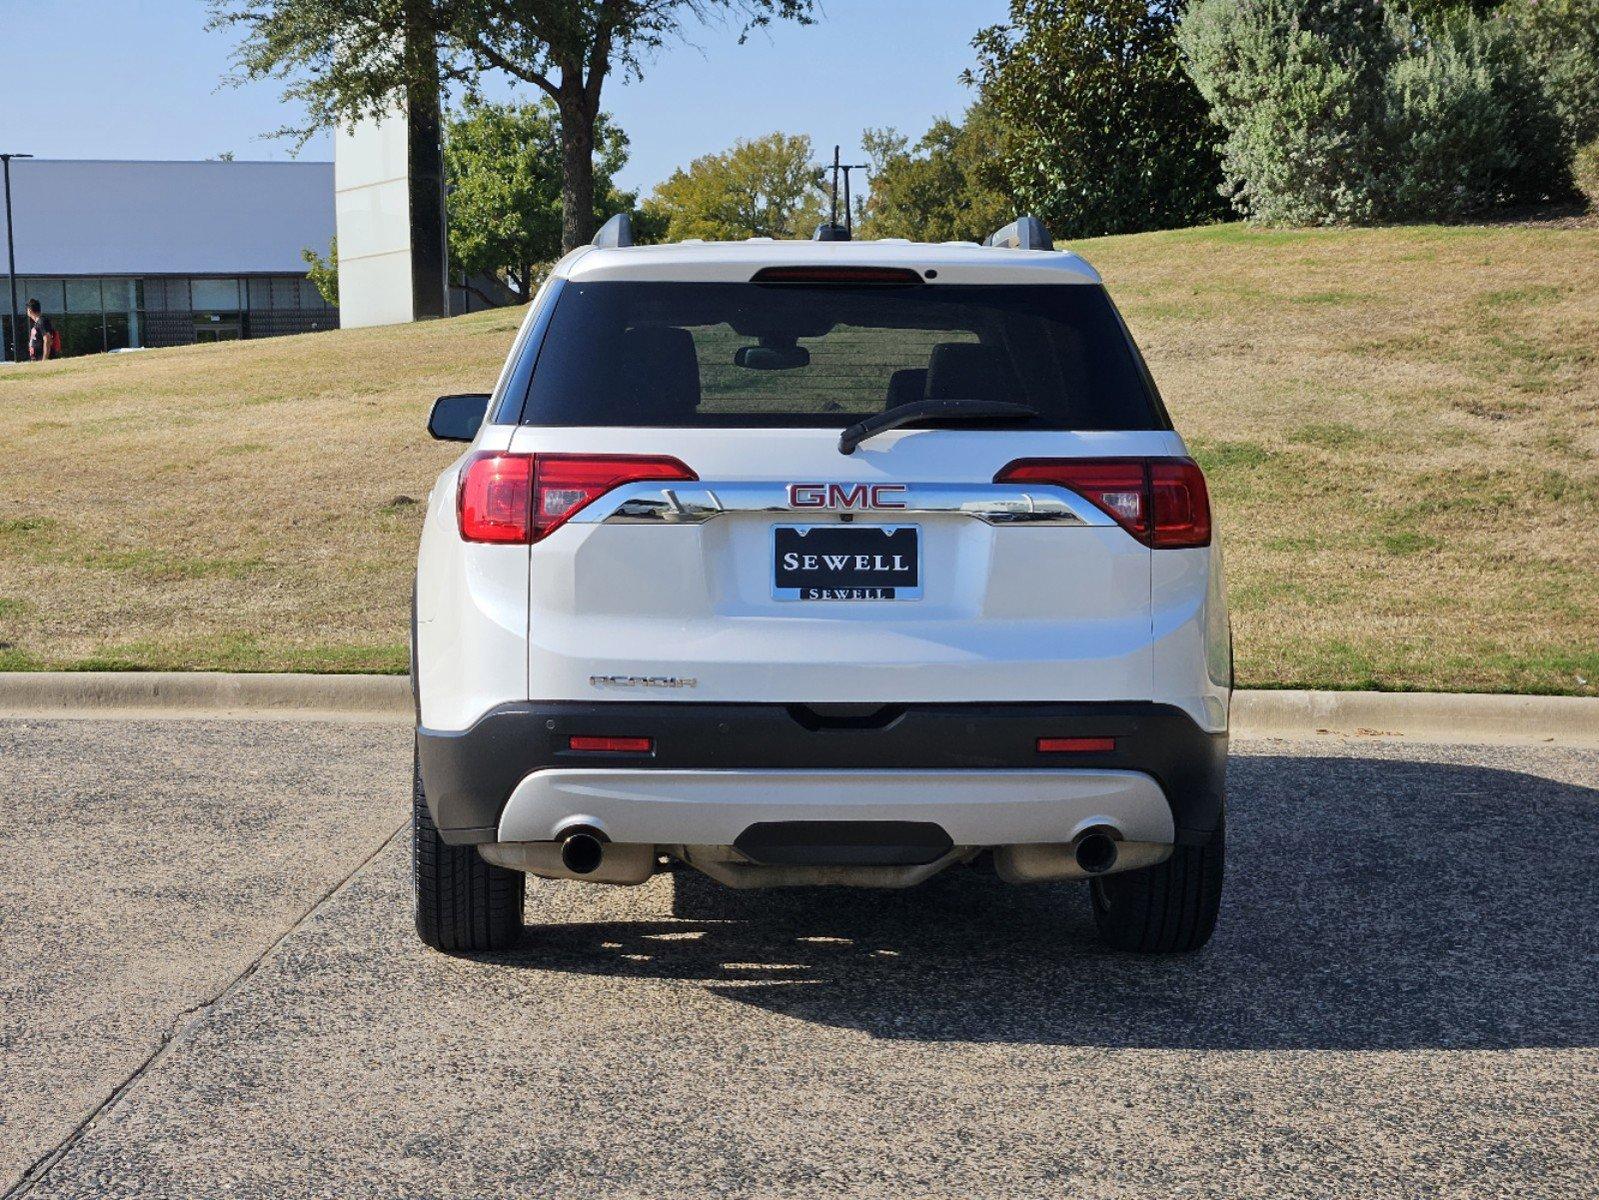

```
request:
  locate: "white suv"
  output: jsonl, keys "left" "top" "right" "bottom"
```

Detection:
{"left": 413, "top": 216, "right": 1230, "bottom": 955}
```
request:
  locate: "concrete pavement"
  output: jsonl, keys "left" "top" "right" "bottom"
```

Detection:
{"left": 1, "top": 721, "right": 1595, "bottom": 1198}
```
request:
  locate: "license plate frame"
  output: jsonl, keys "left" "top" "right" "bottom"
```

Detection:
{"left": 771, "top": 524, "right": 922, "bottom": 601}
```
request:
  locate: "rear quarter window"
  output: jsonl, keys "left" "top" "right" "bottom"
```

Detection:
{"left": 514, "top": 280, "right": 1168, "bottom": 431}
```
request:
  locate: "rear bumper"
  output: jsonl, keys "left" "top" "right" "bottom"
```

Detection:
{"left": 416, "top": 701, "right": 1227, "bottom": 846}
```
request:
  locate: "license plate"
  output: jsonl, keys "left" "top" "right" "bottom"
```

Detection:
{"left": 772, "top": 525, "right": 921, "bottom": 601}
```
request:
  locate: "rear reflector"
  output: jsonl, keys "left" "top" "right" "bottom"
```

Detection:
{"left": 568, "top": 736, "right": 654, "bottom": 753}
{"left": 1037, "top": 736, "right": 1117, "bottom": 753}
{"left": 457, "top": 453, "right": 696, "bottom": 544}
{"left": 994, "top": 457, "right": 1211, "bottom": 548}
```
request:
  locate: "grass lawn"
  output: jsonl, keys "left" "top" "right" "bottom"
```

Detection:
{"left": 0, "top": 220, "right": 1594, "bottom": 694}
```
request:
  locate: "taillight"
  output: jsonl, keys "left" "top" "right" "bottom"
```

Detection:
{"left": 456, "top": 453, "right": 696, "bottom": 544}
{"left": 458, "top": 452, "right": 534, "bottom": 543}
{"left": 531, "top": 454, "right": 696, "bottom": 541}
{"left": 994, "top": 456, "right": 1211, "bottom": 548}
{"left": 1149, "top": 459, "right": 1211, "bottom": 549}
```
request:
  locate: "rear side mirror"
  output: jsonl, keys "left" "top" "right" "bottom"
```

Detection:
{"left": 428, "top": 393, "right": 491, "bottom": 442}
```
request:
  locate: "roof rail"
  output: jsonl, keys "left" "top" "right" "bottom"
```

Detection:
{"left": 984, "top": 215, "right": 1054, "bottom": 252}
{"left": 593, "top": 213, "right": 634, "bottom": 249}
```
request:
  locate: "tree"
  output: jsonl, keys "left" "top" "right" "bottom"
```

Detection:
{"left": 644, "top": 132, "right": 826, "bottom": 241}
{"left": 445, "top": 96, "right": 635, "bottom": 301}
{"left": 856, "top": 105, "right": 1017, "bottom": 243}
{"left": 968, "top": 0, "right": 1228, "bottom": 238}
{"left": 450, "top": 2, "right": 817, "bottom": 252}
{"left": 212, "top": 1, "right": 817, "bottom": 257}
{"left": 302, "top": 237, "right": 340, "bottom": 305}
{"left": 212, "top": 0, "right": 452, "bottom": 317}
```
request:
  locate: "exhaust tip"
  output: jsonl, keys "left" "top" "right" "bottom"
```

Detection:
{"left": 1073, "top": 832, "right": 1119, "bottom": 876}
{"left": 560, "top": 830, "right": 605, "bottom": 875}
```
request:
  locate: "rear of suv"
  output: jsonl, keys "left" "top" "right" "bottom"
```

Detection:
{"left": 413, "top": 215, "right": 1230, "bottom": 955}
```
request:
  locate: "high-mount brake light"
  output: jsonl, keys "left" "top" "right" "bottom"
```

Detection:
{"left": 457, "top": 453, "right": 696, "bottom": 544}
{"left": 994, "top": 457, "right": 1212, "bottom": 548}
{"left": 750, "top": 266, "right": 924, "bottom": 285}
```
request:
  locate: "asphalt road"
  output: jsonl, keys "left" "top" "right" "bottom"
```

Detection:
{"left": 1, "top": 720, "right": 1595, "bottom": 1199}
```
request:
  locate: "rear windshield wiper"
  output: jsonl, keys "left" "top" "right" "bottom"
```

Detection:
{"left": 838, "top": 399, "right": 1039, "bottom": 455}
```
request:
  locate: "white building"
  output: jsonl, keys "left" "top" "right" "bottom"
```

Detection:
{"left": 2, "top": 158, "right": 337, "bottom": 358}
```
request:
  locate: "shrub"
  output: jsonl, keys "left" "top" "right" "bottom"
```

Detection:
{"left": 1180, "top": 0, "right": 1575, "bottom": 223}
{"left": 1575, "top": 136, "right": 1599, "bottom": 205}
{"left": 1499, "top": 0, "right": 1599, "bottom": 152}
{"left": 1179, "top": 0, "right": 1393, "bottom": 224}
{"left": 1384, "top": 12, "right": 1571, "bottom": 219}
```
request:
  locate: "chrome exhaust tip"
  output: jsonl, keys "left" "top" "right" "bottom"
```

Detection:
{"left": 560, "top": 829, "right": 606, "bottom": 875}
{"left": 1073, "top": 831, "right": 1119, "bottom": 875}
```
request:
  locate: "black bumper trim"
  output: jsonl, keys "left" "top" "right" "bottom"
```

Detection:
{"left": 416, "top": 700, "right": 1227, "bottom": 846}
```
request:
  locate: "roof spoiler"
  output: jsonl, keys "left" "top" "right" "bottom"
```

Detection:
{"left": 984, "top": 215, "right": 1054, "bottom": 251}
{"left": 593, "top": 213, "right": 634, "bottom": 249}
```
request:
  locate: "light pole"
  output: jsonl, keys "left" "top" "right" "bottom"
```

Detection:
{"left": 2, "top": 153, "right": 33, "bottom": 363}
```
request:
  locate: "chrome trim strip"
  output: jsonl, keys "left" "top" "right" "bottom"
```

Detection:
{"left": 581, "top": 481, "right": 1107, "bottom": 527}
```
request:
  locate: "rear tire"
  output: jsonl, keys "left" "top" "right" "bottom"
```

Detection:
{"left": 412, "top": 742, "right": 523, "bottom": 952}
{"left": 1090, "top": 807, "right": 1224, "bottom": 953}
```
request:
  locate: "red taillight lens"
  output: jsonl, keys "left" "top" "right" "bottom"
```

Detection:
{"left": 568, "top": 735, "right": 653, "bottom": 753}
{"left": 531, "top": 454, "right": 697, "bottom": 541}
{"left": 994, "top": 457, "right": 1211, "bottom": 548}
{"left": 1037, "top": 736, "right": 1117, "bottom": 753}
{"left": 458, "top": 452, "right": 534, "bottom": 543}
{"left": 1149, "top": 458, "right": 1211, "bottom": 549}
{"left": 457, "top": 453, "right": 696, "bottom": 544}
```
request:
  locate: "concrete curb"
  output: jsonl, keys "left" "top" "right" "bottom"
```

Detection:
{"left": 0, "top": 672, "right": 410, "bottom": 723}
{"left": 0, "top": 672, "right": 1593, "bottom": 746}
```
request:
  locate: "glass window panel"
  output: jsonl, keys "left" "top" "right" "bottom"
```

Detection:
{"left": 191, "top": 278, "right": 241, "bottom": 311}
{"left": 101, "top": 279, "right": 135, "bottom": 313}
{"left": 66, "top": 278, "right": 103, "bottom": 313}
{"left": 298, "top": 278, "right": 327, "bottom": 310}
{"left": 247, "top": 278, "right": 272, "bottom": 310}
{"left": 59, "top": 313, "right": 106, "bottom": 356}
{"left": 21, "top": 278, "right": 66, "bottom": 312}
{"left": 104, "top": 312, "right": 131, "bottom": 352}
{"left": 270, "top": 277, "right": 300, "bottom": 310}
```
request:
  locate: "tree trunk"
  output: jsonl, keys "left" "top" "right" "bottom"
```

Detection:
{"left": 404, "top": 0, "right": 448, "bottom": 319}
{"left": 558, "top": 100, "right": 597, "bottom": 253}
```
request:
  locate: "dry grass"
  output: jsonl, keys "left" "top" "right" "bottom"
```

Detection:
{"left": 0, "top": 220, "right": 1594, "bottom": 693}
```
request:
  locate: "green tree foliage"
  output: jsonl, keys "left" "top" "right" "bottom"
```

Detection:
{"left": 212, "top": 1, "right": 816, "bottom": 253}
{"left": 301, "top": 237, "right": 339, "bottom": 305}
{"left": 444, "top": 97, "right": 635, "bottom": 300}
{"left": 645, "top": 133, "right": 826, "bottom": 241}
{"left": 1180, "top": 0, "right": 1575, "bottom": 224}
{"left": 967, "top": 0, "right": 1228, "bottom": 239}
{"left": 856, "top": 106, "right": 1016, "bottom": 243}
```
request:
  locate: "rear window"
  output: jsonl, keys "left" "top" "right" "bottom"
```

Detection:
{"left": 515, "top": 280, "right": 1166, "bottom": 430}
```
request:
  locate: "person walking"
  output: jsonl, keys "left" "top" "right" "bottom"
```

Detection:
{"left": 26, "top": 298, "right": 59, "bottom": 361}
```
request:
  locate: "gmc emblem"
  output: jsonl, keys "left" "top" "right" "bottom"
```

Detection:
{"left": 787, "top": 483, "right": 908, "bottom": 510}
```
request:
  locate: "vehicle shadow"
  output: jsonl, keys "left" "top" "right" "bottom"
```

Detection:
{"left": 486, "top": 753, "right": 1599, "bottom": 1051}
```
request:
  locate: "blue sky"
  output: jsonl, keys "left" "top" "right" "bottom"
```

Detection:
{"left": 0, "top": 0, "right": 1007, "bottom": 195}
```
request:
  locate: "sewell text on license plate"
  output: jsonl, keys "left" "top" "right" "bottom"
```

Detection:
{"left": 772, "top": 524, "right": 921, "bottom": 601}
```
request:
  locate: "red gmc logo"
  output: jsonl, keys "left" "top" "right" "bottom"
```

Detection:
{"left": 787, "top": 483, "right": 909, "bottom": 510}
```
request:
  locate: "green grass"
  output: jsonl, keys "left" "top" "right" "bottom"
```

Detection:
{"left": 0, "top": 218, "right": 1594, "bottom": 694}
